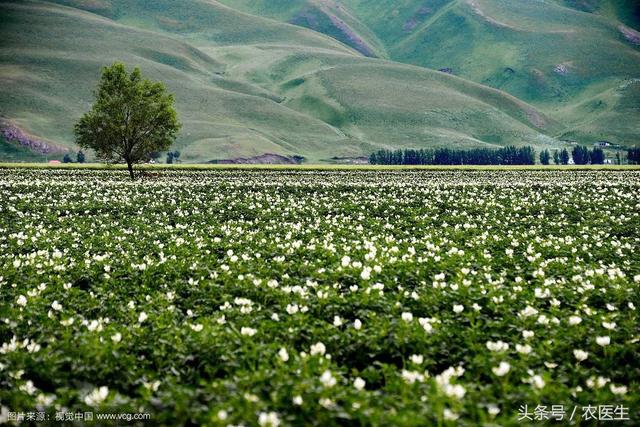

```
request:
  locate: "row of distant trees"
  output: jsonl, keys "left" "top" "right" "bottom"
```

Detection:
{"left": 369, "top": 146, "right": 537, "bottom": 165}
{"left": 63, "top": 151, "right": 85, "bottom": 163}
{"left": 149, "top": 150, "right": 181, "bottom": 164}
{"left": 62, "top": 150, "right": 181, "bottom": 164}
{"left": 629, "top": 148, "right": 640, "bottom": 164}
{"left": 369, "top": 146, "right": 616, "bottom": 165}
{"left": 540, "top": 146, "right": 605, "bottom": 165}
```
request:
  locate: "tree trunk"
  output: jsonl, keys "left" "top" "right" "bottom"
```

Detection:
{"left": 127, "top": 161, "right": 135, "bottom": 180}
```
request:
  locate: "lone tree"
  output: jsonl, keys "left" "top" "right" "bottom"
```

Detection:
{"left": 74, "top": 63, "right": 180, "bottom": 179}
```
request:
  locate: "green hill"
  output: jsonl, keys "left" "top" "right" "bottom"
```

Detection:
{"left": 0, "top": 0, "right": 638, "bottom": 162}
{"left": 216, "top": 0, "right": 640, "bottom": 146}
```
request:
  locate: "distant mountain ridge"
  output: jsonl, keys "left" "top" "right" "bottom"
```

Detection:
{"left": 0, "top": 0, "right": 638, "bottom": 163}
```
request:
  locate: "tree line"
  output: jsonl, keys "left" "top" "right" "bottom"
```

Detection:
{"left": 369, "top": 146, "right": 612, "bottom": 165}
{"left": 370, "top": 146, "right": 536, "bottom": 165}
{"left": 545, "top": 146, "right": 605, "bottom": 165}
{"left": 63, "top": 151, "right": 86, "bottom": 164}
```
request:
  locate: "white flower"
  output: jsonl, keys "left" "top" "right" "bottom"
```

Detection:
{"left": 492, "top": 362, "right": 510, "bottom": 377}
{"left": 278, "top": 347, "right": 289, "bottom": 362}
{"left": 418, "top": 318, "right": 434, "bottom": 333}
{"left": 568, "top": 315, "right": 582, "bottom": 325}
{"left": 537, "top": 315, "right": 549, "bottom": 325}
{"left": 353, "top": 319, "right": 362, "bottom": 330}
{"left": 360, "top": 268, "right": 371, "bottom": 280}
{"left": 453, "top": 304, "right": 464, "bottom": 314}
{"left": 596, "top": 336, "right": 610, "bottom": 346}
{"left": 487, "top": 404, "right": 500, "bottom": 416}
{"left": 320, "top": 370, "right": 337, "bottom": 387}
{"left": 87, "top": 320, "right": 101, "bottom": 332}
{"left": 573, "top": 349, "right": 588, "bottom": 362}
{"left": 522, "top": 330, "right": 534, "bottom": 339}
{"left": 319, "top": 398, "right": 335, "bottom": 409}
{"left": 190, "top": 323, "right": 203, "bottom": 332}
{"left": 333, "top": 316, "right": 343, "bottom": 327}
{"left": 586, "top": 376, "right": 610, "bottom": 389}
{"left": 111, "top": 332, "right": 122, "bottom": 343}
{"left": 60, "top": 317, "right": 74, "bottom": 326}
{"left": 310, "top": 342, "right": 326, "bottom": 356}
{"left": 602, "top": 322, "right": 616, "bottom": 330}
{"left": 516, "top": 344, "right": 532, "bottom": 355}
{"left": 353, "top": 377, "right": 366, "bottom": 390}
{"left": 138, "top": 312, "right": 148, "bottom": 323}
{"left": 286, "top": 304, "right": 299, "bottom": 315}
{"left": 610, "top": 384, "right": 627, "bottom": 395}
{"left": 84, "top": 386, "right": 108, "bottom": 406}
{"left": 531, "top": 375, "right": 545, "bottom": 389}
{"left": 20, "top": 380, "right": 37, "bottom": 395}
{"left": 292, "top": 395, "right": 303, "bottom": 405}
{"left": 520, "top": 306, "right": 538, "bottom": 318}
{"left": 217, "top": 410, "right": 228, "bottom": 420}
{"left": 486, "top": 340, "right": 509, "bottom": 352}
{"left": 443, "top": 409, "right": 459, "bottom": 421}
{"left": 410, "top": 354, "right": 424, "bottom": 365}
{"left": 51, "top": 301, "right": 62, "bottom": 311}
{"left": 401, "top": 369, "right": 425, "bottom": 384}
{"left": 341, "top": 255, "right": 351, "bottom": 267}
{"left": 241, "top": 327, "right": 257, "bottom": 336}
{"left": 16, "top": 295, "right": 27, "bottom": 307}
{"left": 258, "top": 411, "right": 281, "bottom": 427}
{"left": 401, "top": 312, "right": 413, "bottom": 322}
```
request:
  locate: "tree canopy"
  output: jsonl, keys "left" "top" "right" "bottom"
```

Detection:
{"left": 74, "top": 63, "right": 180, "bottom": 178}
{"left": 369, "top": 146, "right": 536, "bottom": 165}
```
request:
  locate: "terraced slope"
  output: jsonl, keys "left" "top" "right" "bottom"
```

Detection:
{"left": 1, "top": 0, "right": 568, "bottom": 163}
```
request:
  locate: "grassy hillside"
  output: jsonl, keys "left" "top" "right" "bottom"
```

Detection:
{"left": 1, "top": 0, "right": 572, "bottom": 163}
{"left": 0, "top": 1, "right": 354, "bottom": 162}
{"left": 214, "top": 0, "right": 389, "bottom": 58}
{"left": 210, "top": 0, "right": 640, "bottom": 146}
{"left": 0, "top": 136, "right": 57, "bottom": 162}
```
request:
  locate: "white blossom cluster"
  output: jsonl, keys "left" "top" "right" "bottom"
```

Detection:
{"left": 0, "top": 169, "right": 637, "bottom": 425}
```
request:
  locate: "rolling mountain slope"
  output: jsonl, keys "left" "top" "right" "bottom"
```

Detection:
{"left": 211, "top": 0, "right": 640, "bottom": 145}
{"left": 0, "top": 1, "right": 351, "bottom": 162}
{"left": 0, "top": 0, "right": 571, "bottom": 163}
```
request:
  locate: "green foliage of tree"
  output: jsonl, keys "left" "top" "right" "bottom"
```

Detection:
{"left": 628, "top": 148, "right": 640, "bottom": 165}
{"left": 560, "top": 148, "right": 570, "bottom": 165}
{"left": 63, "top": 153, "right": 73, "bottom": 163}
{"left": 539, "top": 149, "right": 550, "bottom": 165}
{"left": 368, "top": 146, "right": 536, "bottom": 165}
{"left": 74, "top": 63, "right": 181, "bottom": 179}
{"left": 553, "top": 150, "right": 560, "bottom": 165}
{"left": 571, "top": 145, "right": 590, "bottom": 165}
{"left": 76, "top": 150, "right": 86, "bottom": 164}
{"left": 590, "top": 148, "right": 605, "bottom": 165}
